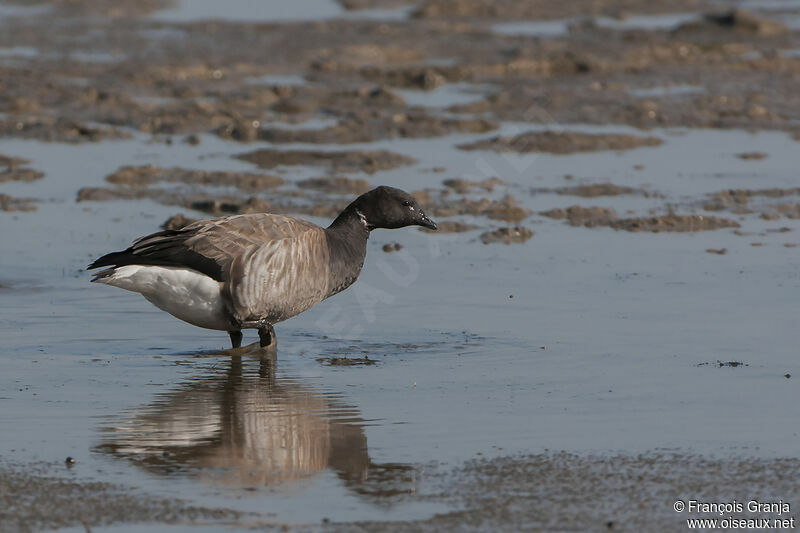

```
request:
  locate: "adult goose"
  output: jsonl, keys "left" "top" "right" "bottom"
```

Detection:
{"left": 89, "top": 186, "right": 437, "bottom": 349}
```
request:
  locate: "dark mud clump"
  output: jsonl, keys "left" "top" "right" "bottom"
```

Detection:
{"left": 259, "top": 114, "right": 497, "bottom": 144}
{"left": 442, "top": 177, "right": 504, "bottom": 194}
{"left": 77, "top": 186, "right": 244, "bottom": 214}
{"left": 706, "top": 248, "right": 727, "bottom": 255}
{"left": 162, "top": 214, "right": 198, "bottom": 230}
{"left": 542, "top": 206, "right": 739, "bottom": 232}
{"left": 318, "top": 64, "right": 448, "bottom": 91}
{"left": 382, "top": 242, "right": 404, "bottom": 253}
{"left": 77, "top": 187, "right": 156, "bottom": 203}
{"left": 412, "top": 0, "right": 709, "bottom": 20}
{"left": 105, "top": 165, "right": 285, "bottom": 192}
{"left": 480, "top": 226, "right": 534, "bottom": 245}
{"left": 236, "top": 149, "right": 415, "bottom": 174}
{"left": 541, "top": 206, "right": 619, "bottom": 228}
{"left": 297, "top": 177, "right": 372, "bottom": 195}
{"left": 429, "top": 194, "right": 531, "bottom": 222}
{"left": 704, "top": 188, "right": 800, "bottom": 215}
{"left": 420, "top": 220, "right": 479, "bottom": 233}
{"left": 316, "top": 356, "right": 377, "bottom": 366}
{"left": 675, "top": 9, "right": 788, "bottom": 37}
{"left": 0, "top": 194, "right": 37, "bottom": 212}
{"left": 736, "top": 152, "right": 767, "bottom": 160}
{"left": 78, "top": 185, "right": 347, "bottom": 219}
{"left": 0, "top": 154, "right": 44, "bottom": 184}
{"left": 546, "top": 183, "right": 646, "bottom": 198}
{"left": 186, "top": 196, "right": 282, "bottom": 217}
{"left": 7, "top": 0, "right": 174, "bottom": 17}
{"left": 0, "top": 117, "right": 131, "bottom": 143}
{"left": 458, "top": 131, "right": 663, "bottom": 154}
{"left": 772, "top": 204, "right": 800, "bottom": 219}
{"left": 610, "top": 215, "right": 739, "bottom": 232}
{"left": 697, "top": 360, "right": 749, "bottom": 367}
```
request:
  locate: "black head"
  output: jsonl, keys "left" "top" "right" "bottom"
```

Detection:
{"left": 346, "top": 186, "right": 437, "bottom": 231}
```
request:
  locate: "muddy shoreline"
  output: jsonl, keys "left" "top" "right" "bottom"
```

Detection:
{"left": 6, "top": 451, "right": 800, "bottom": 533}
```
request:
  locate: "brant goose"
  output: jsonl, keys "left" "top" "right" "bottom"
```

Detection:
{"left": 89, "top": 186, "right": 437, "bottom": 349}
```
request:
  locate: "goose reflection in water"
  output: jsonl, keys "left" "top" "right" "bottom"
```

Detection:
{"left": 95, "top": 348, "right": 414, "bottom": 498}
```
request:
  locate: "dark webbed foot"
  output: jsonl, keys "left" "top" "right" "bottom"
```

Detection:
{"left": 258, "top": 323, "right": 276, "bottom": 348}
{"left": 228, "top": 330, "right": 243, "bottom": 349}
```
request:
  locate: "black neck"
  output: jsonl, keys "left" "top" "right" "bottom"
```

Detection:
{"left": 324, "top": 206, "right": 370, "bottom": 296}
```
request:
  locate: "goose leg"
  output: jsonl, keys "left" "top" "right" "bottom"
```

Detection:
{"left": 258, "top": 323, "right": 275, "bottom": 348}
{"left": 228, "top": 330, "right": 243, "bottom": 349}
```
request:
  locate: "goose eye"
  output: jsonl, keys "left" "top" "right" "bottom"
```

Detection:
{"left": 402, "top": 201, "right": 412, "bottom": 207}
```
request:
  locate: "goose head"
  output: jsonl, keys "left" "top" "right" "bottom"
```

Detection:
{"left": 349, "top": 186, "right": 437, "bottom": 231}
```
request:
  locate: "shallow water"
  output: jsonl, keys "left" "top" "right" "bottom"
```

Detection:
{"left": 395, "top": 83, "right": 490, "bottom": 109}
{"left": 628, "top": 84, "right": 706, "bottom": 98}
{"left": 245, "top": 74, "right": 308, "bottom": 87}
{"left": 154, "top": 0, "right": 409, "bottom": 23}
{"left": 0, "top": 3, "right": 50, "bottom": 20}
{"left": 493, "top": 12, "right": 700, "bottom": 37}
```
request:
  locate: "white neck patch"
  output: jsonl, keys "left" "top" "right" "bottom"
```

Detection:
{"left": 356, "top": 209, "right": 369, "bottom": 229}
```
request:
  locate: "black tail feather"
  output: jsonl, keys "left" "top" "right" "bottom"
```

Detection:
{"left": 88, "top": 250, "right": 135, "bottom": 270}
{"left": 88, "top": 226, "right": 223, "bottom": 281}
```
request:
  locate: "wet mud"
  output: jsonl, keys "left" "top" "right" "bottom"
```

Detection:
{"left": 0, "top": 193, "right": 37, "bottom": 212}
{"left": 0, "top": 117, "right": 132, "bottom": 143}
{"left": 442, "top": 177, "right": 504, "bottom": 194}
{"left": 676, "top": 9, "right": 788, "bottom": 37}
{"left": 421, "top": 193, "right": 531, "bottom": 222}
{"left": 411, "top": 0, "right": 710, "bottom": 21}
{"left": 105, "top": 165, "right": 285, "bottom": 191}
{"left": 0, "top": 154, "right": 43, "bottom": 183}
{"left": 6, "top": 451, "right": 800, "bottom": 533}
{"left": 458, "top": 131, "right": 663, "bottom": 154}
{"left": 161, "top": 213, "right": 198, "bottom": 230}
{"left": 704, "top": 188, "right": 800, "bottom": 219}
{"left": 0, "top": 462, "right": 240, "bottom": 533}
{"left": 381, "top": 242, "right": 404, "bottom": 252}
{"left": 538, "top": 183, "right": 651, "bottom": 198}
{"left": 298, "top": 176, "right": 373, "bottom": 195}
{"left": 540, "top": 205, "right": 620, "bottom": 228}
{"left": 328, "top": 452, "right": 800, "bottom": 533}
{"left": 706, "top": 247, "right": 727, "bottom": 255}
{"left": 317, "top": 355, "right": 379, "bottom": 366}
{"left": 542, "top": 205, "right": 739, "bottom": 232}
{"left": 479, "top": 226, "right": 534, "bottom": 244}
{"left": 610, "top": 214, "right": 740, "bottom": 233}
{"left": 737, "top": 151, "right": 768, "bottom": 160}
{"left": 236, "top": 148, "right": 416, "bottom": 174}
{"left": 1, "top": 1, "right": 798, "bottom": 147}
{"left": 259, "top": 113, "right": 497, "bottom": 144}
{"left": 420, "top": 220, "right": 478, "bottom": 233}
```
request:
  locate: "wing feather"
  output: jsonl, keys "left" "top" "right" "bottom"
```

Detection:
{"left": 89, "top": 214, "right": 323, "bottom": 285}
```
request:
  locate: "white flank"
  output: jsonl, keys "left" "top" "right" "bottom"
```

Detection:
{"left": 96, "top": 265, "right": 231, "bottom": 330}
